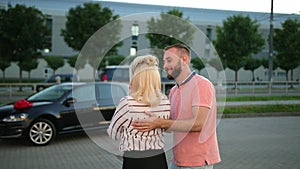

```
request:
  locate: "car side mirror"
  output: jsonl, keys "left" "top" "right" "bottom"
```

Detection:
{"left": 63, "top": 97, "right": 76, "bottom": 107}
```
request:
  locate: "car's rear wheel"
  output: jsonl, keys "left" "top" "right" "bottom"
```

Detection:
{"left": 28, "top": 119, "right": 56, "bottom": 146}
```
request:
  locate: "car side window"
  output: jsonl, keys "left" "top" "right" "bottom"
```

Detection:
{"left": 111, "top": 85, "right": 126, "bottom": 99}
{"left": 113, "top": 69, "right": 123, "bottom": 80}
{"left": 64, "top": 76, "right": 71, "bottom": 82}
{"left": 98, "top": 85, "right": 112, "bottom": 99}
{"left": 113, "top": 68, "right": 129, "bottom": 82}
{"left": 71, "top": 85, "right": 96, "bottom": 102}
{"left": 97, "top": 84, "right": 125, "bottom": 100}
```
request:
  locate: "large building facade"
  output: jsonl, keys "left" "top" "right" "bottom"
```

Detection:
{"left": 1, "top": 0, "right": 299, "bottom": 82}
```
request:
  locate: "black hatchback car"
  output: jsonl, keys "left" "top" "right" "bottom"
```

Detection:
{"left": 0, "top": 82, "right": 128, "bottom": 145}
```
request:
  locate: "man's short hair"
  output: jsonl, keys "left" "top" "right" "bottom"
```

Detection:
{"left": 164, "top": 43, "right": 191, "bottom": 57}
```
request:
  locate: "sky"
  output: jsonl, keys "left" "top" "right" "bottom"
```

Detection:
{"left": 99, "top": 0, "right": 300, "bottom": 14}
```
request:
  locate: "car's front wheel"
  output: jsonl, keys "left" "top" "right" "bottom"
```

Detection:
{"left": 28, "top": 119, "right": 56, "bottom": 146}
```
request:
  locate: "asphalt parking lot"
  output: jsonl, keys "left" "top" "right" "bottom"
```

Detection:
{"left": 1, "top": 116, "right": 299, "bottom": 169}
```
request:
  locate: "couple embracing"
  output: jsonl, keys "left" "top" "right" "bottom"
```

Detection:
{"left": 107, "top": 44, "right": 221, "bottom": 169}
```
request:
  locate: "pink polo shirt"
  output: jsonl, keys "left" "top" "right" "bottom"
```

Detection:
{"left": 169, "top": 72, "right": 221, "bottom": 166}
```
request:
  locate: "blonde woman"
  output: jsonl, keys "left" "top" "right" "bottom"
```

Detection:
{"left": 107, "top": 55, "right": 170, "bottom": 169}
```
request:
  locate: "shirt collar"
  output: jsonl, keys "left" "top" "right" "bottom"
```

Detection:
{"left": 177, "top": 71, "right": 196, "bottom": 87}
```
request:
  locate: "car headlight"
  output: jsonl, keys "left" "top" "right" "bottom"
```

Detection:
{"left": 2, "top": 113, "right": 28, "bottom": 122}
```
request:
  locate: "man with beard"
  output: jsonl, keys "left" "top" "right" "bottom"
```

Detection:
{"left": 133, "top": 44, "right": 221, "bottom": 169}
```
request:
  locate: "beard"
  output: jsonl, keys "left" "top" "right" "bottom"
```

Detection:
{"left": 166, "top": 60, "right": 182, "bottom": 80}
{"left": 167, "top": 74, "right": 174, "bottom": 80}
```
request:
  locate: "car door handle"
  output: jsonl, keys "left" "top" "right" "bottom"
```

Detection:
{"left": 93, "top": 106, "right": 115, "bottom": 111}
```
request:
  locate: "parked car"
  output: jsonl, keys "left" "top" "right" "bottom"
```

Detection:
{"left": 0, "top": 82, "right": 129, "bottom": 146}
{"left": 99, "top": 65, "right": 130, "bottom": 82}
{"left": 35, "top": 74, "right": 79, "bottom": 92}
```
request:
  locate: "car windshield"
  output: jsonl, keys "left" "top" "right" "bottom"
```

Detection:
{"left": 27, "top": 84, "right": 73, "bottom": 101}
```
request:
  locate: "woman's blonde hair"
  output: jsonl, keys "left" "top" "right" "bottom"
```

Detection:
{"left": 129, "top": 55, "right": 162, "bottom": 107}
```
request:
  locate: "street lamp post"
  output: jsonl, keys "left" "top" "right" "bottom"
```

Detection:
{"left": 268, "top": 0, "right": 274, "bottom": 91}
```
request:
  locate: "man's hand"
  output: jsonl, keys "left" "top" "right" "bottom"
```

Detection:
{"left": 133, "top": 106, "right": 210, "bottom": 133}
{"left": 132, "top": 111, "right": 161, "bottom": 132}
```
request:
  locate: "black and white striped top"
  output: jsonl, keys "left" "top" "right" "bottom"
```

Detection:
{"left": 107, "top": 96, "right": 170, "bottom": 152}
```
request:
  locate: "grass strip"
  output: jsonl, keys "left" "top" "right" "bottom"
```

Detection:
{"left": 222, "top": 104, "right": 300, "bottom": 114}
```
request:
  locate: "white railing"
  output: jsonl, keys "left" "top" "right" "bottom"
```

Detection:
{"left": 220, "top": 81, "right": 300, "bottom": 96}
{"left": 0, "top": 81, "right": 299, "bottom": 103}
{"left": 161, "top": 81, "right": 300, "bottom": 96}
{"left": 0, "top": 83, "right": 53, "bottom": 101}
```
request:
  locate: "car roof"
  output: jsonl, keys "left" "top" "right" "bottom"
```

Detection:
{"left": 60, "top": 81, "right": 129, "bottom": 86}
{"left": 58, "top": 82, "right": 85, "bottom": 85}
{"left": 66, "top": 82, "right": 129, "bottom": 92}
{"left": 105, "top": 65, "right": 130, "bottom": 69}
{"left": 51, "top": 74, "right": 76, "bottom": 76}
{"left": 94, "top": 81, "right": 129, "bottom": 87}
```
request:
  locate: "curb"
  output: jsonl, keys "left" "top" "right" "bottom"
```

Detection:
{"left": 221, "top": 112, "right": 300, "bottom": 118}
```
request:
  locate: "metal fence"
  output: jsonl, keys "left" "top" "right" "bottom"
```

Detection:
{"left": 222, "top": 81, "right": 300, "bottom": 96}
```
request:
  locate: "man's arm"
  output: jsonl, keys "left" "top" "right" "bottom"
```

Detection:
{"left": 132, "top": 106, "right": 210, "bottom": 132}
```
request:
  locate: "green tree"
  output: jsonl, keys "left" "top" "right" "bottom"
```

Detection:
{"left": 262, "top": 58, "right": 278, "bottom": 70}
{"left": 214, "top": 14, "right": 265, "bottom": 83}
{"left": 191, "top": 57, "right": 205, "bottom": 72}
{"left": 61, "top": 2, "right": 122, "bottom": 79}
{"left": 0, "top": 8, "right": 11, "bottom": 82}
{"left": 0, "top": 60, "right": 11, "bottom": 82}
{"left": 101, "top": 55, "right": 126, "bottom": 67}
{"left": 0, "top": 4, "right": 50, "bottom": 83}
{"left": 209, "top": 57, "right": 226, "bottom": 80}
{"left": 23, "top": 59, "right": 39, "bottom": 81}
{"left": 0, "top": 7, "right": 11, "bottom": 82}
{"left": 146, "top": 8, "right": 196, "bottom": 66}
{"left": 274, "top": 18, "right": 300, "bottom": 82}
{"left": 244, "top": 57, "right": 262, "bottom": 81}
{"left": 67, "top": 55, "right": 86, "bottom": 75}
{"left": 44, "top": 56, "right": 65, "bottom": 74}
